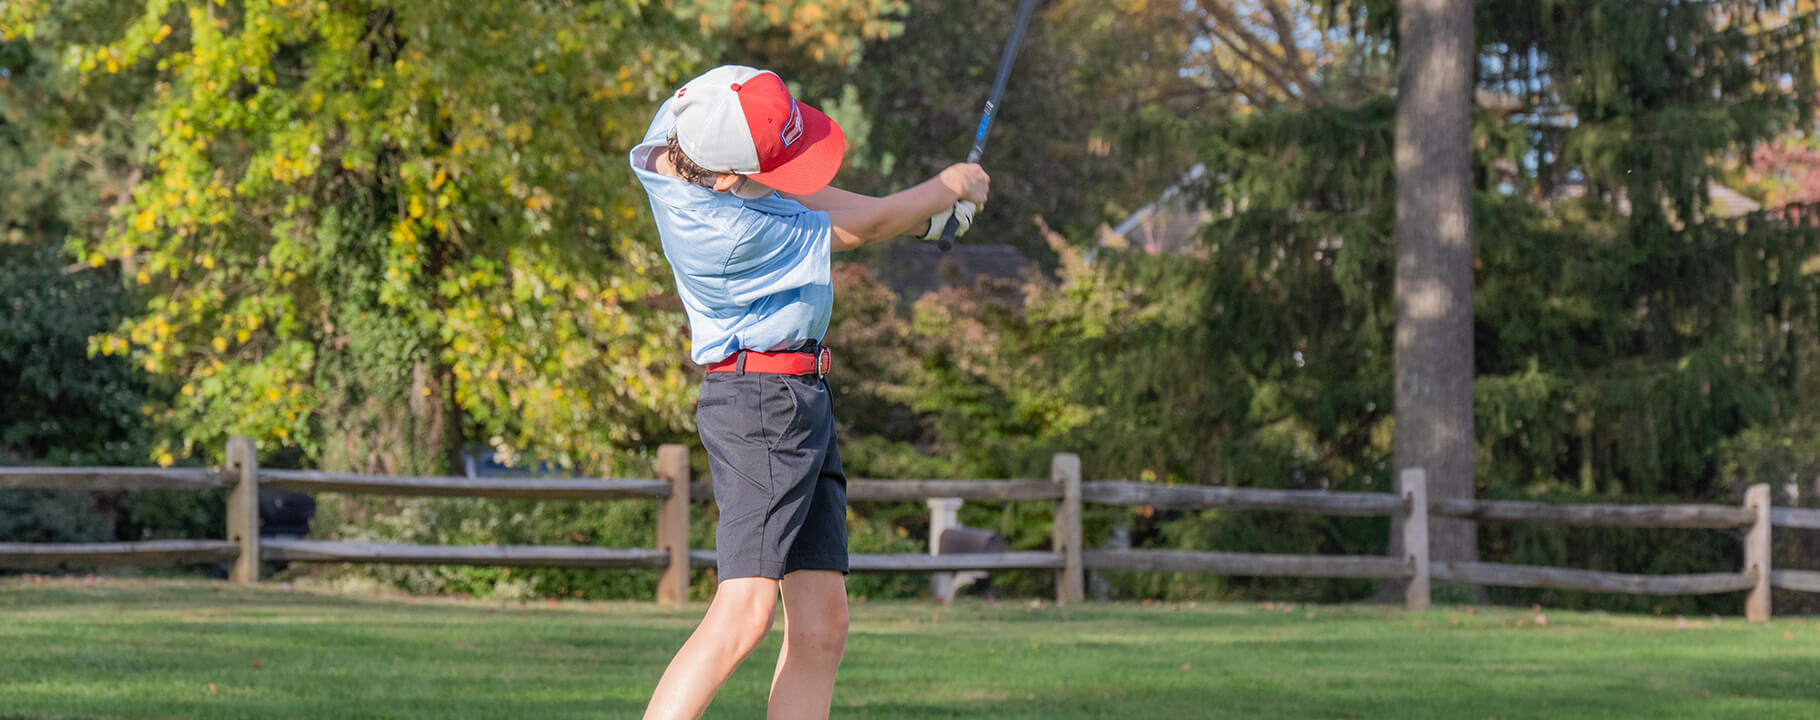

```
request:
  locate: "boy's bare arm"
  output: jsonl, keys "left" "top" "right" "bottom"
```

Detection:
{"left": 781, "top": 186, "right": 878, "bottom": 213}
{"left": 783, "top": 164, "right": 989, "bottom": 252}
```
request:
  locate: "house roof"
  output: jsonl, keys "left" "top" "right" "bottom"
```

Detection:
{"left": 1107, "top": 164, "right": 1766, "bottom": 255}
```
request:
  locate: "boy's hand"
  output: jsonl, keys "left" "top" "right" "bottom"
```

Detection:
{"left": 939, "top": 163, "right": 991, "bottom": 205}
{"left": 921, "top": 201, "right": 977, "bottom": 242}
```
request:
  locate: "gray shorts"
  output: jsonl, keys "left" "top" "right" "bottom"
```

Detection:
{"left": 696, "top": 370, "right": 848, "bottom": 580}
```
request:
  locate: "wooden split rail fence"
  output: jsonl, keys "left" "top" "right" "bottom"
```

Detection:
{"left": 3, "top": 437, "right": 1816, "bottom": 619}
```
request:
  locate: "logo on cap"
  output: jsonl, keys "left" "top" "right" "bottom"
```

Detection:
{"left": 779, "top": 101, "right": 804, "bottom": 148}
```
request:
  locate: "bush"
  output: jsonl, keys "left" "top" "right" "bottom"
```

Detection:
{"left": 0, "top": 490, "right": 115, "bottom": 545}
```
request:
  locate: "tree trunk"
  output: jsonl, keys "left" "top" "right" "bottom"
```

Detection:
{"left": 1384, "top": 0, "right": 1477, "bottom": 602}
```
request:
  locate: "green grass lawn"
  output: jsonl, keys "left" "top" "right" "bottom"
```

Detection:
{"left": 2, "top": 578, "right": 1817, "bottom": 719}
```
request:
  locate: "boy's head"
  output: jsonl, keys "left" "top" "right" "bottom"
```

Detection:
{"left": 668, "top": 65, "right": 845, "bottom": 196}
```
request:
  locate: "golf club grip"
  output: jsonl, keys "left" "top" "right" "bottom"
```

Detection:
{"left": 937, "top": 213, "right": 962, "bottom": 251}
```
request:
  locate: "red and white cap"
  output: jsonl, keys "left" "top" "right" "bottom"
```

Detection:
{"left": 671, "top": 65, "right": 846, "bottom": 195}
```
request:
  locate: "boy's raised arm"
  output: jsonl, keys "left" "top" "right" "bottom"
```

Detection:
{"left": 784, "top": 163, "right": 990, "bottom": 252}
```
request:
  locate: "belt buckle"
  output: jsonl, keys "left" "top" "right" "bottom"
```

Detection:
{"left": 815, "top": 347, "right": 831, "bottom": 379}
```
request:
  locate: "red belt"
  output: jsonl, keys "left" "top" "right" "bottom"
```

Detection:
{"left": 706, "top": 346, "right": 832, "bottom": 378}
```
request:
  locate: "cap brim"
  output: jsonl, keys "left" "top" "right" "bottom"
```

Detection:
{"left": 746, "top": 103, "right": 845, "bottom": 195}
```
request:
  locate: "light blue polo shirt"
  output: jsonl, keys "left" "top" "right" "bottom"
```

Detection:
{"left": 630, "top": 98, "right": 833, "bottom": 366}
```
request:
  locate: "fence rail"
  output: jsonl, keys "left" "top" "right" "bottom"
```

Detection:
{"left": 1083, "top": 550, "right": 1411, "bottom": 579}
{"left": 261, "top": 540, "right": 673, "bottom": 568}
{"left": 260, "top": 469, "right": 672, "bottom": 501}
{"left": 0, "top": 467, "right": 226, "bottom": 491}
{"left": 1080, "top": 482, "right": 1404, "bottom": 516}
{"left": 0, "top": 540, "right": 239, "bottom": 568}
{"left": 1772, "top": 507, "right": 1820, "bottom": 530}
{"left": 1433, "top": 561, "right": 1758, "bottom": 595}
{"left": 1430, "top": 498, "right": 1754, "bottom": 528}
{"left": 2, "top": 439, "right": 1817, "bottom": 619}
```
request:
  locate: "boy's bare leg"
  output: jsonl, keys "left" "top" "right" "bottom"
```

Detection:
{"left": 767, "top": 570, "right": 849, "bottom": 720}
{"left": 643, "top": 577, "right": 780, "bottom": 720}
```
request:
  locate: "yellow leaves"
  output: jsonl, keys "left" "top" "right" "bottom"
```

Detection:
{"left": 212, "top": 337, "right": 229, "bottom": 352}
{"left": 534, "top": 63, "right": 547, "bottom": 74}
{"left": 237, "top": 329, "right": 251, "bottom": 343}
{"left": 88, "top": 253, "right": 105, "bottom": 268}
{"left": 409, "top": 195, "right": 426, "bottom": 219}
{"left": 134, "top": 208, "right": 157, "bottom": 232}
{"left": 156, "top": 452, "right": 175, "bottom": 468}
{"left": 796, "top": 3, "right": 826, "bottom": 24}
{"left": 136, "top": 270, "right": 152, "bottom": 285}
{"left": 201, "top": 254, "right": 215, "bottom": 269}
{"left": 391, "top": 220, "right": 418, "bottom": 245}
{"left": 369, "top": 78, "right": 385, "bottom": 90}
{"left": 430, "top": 169, "right": 447, "bottom": 190}
{"left": 265, "top": 388, "right": 281, "bottom": 402}
{"left": 181, "top": 384, "right": 195, "bottom": 396}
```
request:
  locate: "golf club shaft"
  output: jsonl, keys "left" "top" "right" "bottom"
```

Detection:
{"left": 938, "top": 0, "right": 1039, "bottom": 251}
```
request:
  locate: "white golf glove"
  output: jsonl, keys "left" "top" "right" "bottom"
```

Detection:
{"left": 921, "top": 201, "right": 977, "bottom": 242}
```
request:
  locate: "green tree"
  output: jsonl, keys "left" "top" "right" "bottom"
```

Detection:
{"left": 869, "top": 0, "right": 1820, "bottom": 609}
{"left": 4, "top": 0, "right": 903, "bottom": 476}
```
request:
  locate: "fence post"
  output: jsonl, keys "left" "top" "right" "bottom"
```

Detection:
{"left": 1052, "top": 453, "right": 1084, "bottom": 605}
{"left": 656, "top": 444, "right": 691, "bottom": 606}
{"left": 1400, "top": 467, "right": 1431, "bottom": 611}
{"left": 1745, "top": 482, "right": 1771, "bottom": 622}
{"left": 225, "top": 436, "right": 260, "bottom": 585}
{"left": 928, "top": 497, "right": 963, "bottom": 603}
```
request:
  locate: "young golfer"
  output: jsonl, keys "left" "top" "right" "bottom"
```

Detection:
{"left": 630, "top": 65, "right": 989, "bottom": 720}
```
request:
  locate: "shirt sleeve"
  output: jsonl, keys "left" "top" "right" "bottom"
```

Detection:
{"left": 723, "top": 208, "right": 833, "bottom": 306}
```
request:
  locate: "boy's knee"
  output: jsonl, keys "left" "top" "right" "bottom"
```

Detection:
{"left": 733, "top": 605, "right": 777, "bottom": 656}
{"left": 789, "top": 609, "right": 848, "bottom": 656}
{"left": 710, "top": 580, "right": 778, "bottom": 656}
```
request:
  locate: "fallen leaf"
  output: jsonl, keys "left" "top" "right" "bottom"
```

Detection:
{"left": 1180, "top": 663, "right": 1192, "bottom": 671}
{"left": 1533, "top": 614, "right": 1547, "bottom": 626}
{"left": 208, "top": 684, "right": 217, "bottom": 694}
{"left": 251, "top": 662, "right": 262, "bottom": 670}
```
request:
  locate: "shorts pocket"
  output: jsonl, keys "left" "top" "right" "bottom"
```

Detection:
{"left": 763, "top": 378, "right": 805, "bottom": 452}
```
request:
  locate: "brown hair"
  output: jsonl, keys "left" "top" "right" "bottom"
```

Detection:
{"left": 665, "top": 136, "right": 718, "bottom": 187}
